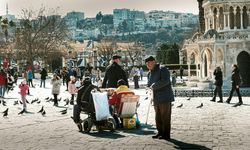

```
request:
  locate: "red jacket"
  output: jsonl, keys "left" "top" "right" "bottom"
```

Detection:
{"left": 0, "top": 71, "right": 7, "bottom": 86}
{"left": 109, "top": 85, "right": 134, "bottom": 108}
{"left": 19, "top": 83, "right": 29, "bottom": 97}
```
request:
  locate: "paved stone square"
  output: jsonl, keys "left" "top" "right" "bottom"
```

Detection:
{"left": 0, "top": 79, "right": 250, "bottom": 150}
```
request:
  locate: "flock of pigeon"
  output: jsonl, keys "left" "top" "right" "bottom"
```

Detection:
{"left": 175, "top": 97, "right": 204, "bottom": 109}
{"left": 1, "top": 97, "right": 71, "bottom": 118}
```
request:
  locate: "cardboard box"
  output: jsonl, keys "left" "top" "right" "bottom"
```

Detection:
{"left": 123, "top": 117, "right": 136, "bottom": 129}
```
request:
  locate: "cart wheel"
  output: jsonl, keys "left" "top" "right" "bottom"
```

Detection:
{"left": 107, "top": 118, "right": 116, "bottom": 132}
{"left": 83, "top": 118, "right": 92, "bottom": 133}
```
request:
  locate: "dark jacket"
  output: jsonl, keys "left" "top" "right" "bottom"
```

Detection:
{"left": 214, "top": 70, "right": 223, "bottom": 86}
{"left": 102, "top": 62, "right": 128, "bottom": 88}
{"left": 147, "top": 64, "right": 174, "bottom": 105}
{"left": 40, "top": 69, "right": 47, "bottom": 80}
{"left": 231, "top": 68, "right": 241, "bottom": 86}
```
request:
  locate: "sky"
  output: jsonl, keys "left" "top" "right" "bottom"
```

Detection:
{"left": 0, "top": 0, "right": 199, "bottom": 18}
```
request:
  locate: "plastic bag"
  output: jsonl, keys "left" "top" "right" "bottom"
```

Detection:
{"left": 92, "top": 92, "right": 110, "bottom": 121}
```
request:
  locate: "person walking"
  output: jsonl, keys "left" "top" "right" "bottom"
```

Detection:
{"left": 139, "top": 67, "right": 144, "bottom": 80}
{"left": 102, "top": 55, "right": 128, "bottom": 88}
{"left": 68, "top": 76, "right": 78, "bottom": 105}
{"left": 226, "top": 64, "right": 243, "bottom": 106}
{"left": 171, "top": 71, "right": 177, "bottom": 87}
{"left": 179, "top": 66, "right": 184, "bottom": 79}
{"left": 19, "top": 80, "right": 29, "bottom": 112}
{"left": 145, "top": 56, "right": 174, "bottom": 140}
{"left": 211, "top": 66, "right": 223, "bottom": 103}
{"left": 0, "top": 69, "right": 7, "bottom": 98}
{"left": 40, "top": 68, "right": 47, "bottom": 88}
{"left": 27, "top": 69, "right": 34, "bottom": 88}
{"left": 51, "top": 74, "right": 61, "bottom": 106}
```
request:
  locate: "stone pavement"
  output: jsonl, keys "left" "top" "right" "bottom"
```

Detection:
{"left": 0, "top": 79, "right": 250, "bottom": 150}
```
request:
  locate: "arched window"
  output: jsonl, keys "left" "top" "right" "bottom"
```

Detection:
{"left": 236, "top": 6, "right": 241, "bottom": 29}
{"left": 219, "top": 7, "right": 224, "bottom": 30}
{"left": 243, "top": 6, "right": 248, "bottom": 29}
{"left": 229, "top": 6, "right": 234, "bottom": 29}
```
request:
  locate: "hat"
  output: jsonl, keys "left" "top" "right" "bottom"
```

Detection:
{"left": 112, "top": 55, "right": 122, "bottom": 60}
{"left": 145, "top": 56, "right": 155, "bottom": 63}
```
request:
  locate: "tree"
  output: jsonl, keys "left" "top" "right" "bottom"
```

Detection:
{"left": 156, "top": 43, "right": 179, "bottom": 64}
{"left": 15, "top": 7, "right": 69, "bottom": 73}
{"left": 96, "top": 11, "right": 103, "bottom": 22}
{"left": 0, "top": 17, "right": 16, "bottom": 61}
{"left": 96, "top": 41, "right": 117, "bottom": 67}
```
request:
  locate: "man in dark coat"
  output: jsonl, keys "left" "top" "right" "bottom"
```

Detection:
{"left": 145, "top": 56, "right": 174, "bottom": 140}
{"left": 40, "top": 68, "right": 47, "bottom": 88}
{"left": 102, "top": 55, "right": 128, "bottom": 88}
{"left": 211, "top": 66, "right": 223, "bottom": 103}
{"left": 226, "top": 64, "right": 243, "bottom": 106}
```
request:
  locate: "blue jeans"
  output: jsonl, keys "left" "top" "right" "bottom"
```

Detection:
{"left": 40, "top": 79, "right": 45, "bottom": 88}
{"left": 0, "top": 85, "right": 6, "bottom": 97}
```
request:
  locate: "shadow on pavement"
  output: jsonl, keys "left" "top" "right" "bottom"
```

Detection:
{"left": 87, "top": 131, "right": 126, "bottom": 139}
{"left": 169, "top": 138, "right": 211, "bottom": 150}
{"left": 119, "top": 123, "right": 156, "bottom": 135}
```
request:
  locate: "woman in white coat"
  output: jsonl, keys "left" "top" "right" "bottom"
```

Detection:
{"left": 51, "top": 74, "right": 61, "bottom": 106}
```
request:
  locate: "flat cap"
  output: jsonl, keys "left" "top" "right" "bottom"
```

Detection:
{"left": 145, "top": 56, "right": 155, "bottom": 63}
{"left": 112, "top": 55, "right": 122, "bottom": 60}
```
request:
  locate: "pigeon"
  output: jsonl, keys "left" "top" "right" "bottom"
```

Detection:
{"left": 187, "top": 97, "right": 191, "bottom": 100}
{"left": 37, "top": 106, "right": 44, "bottom": 113}
{"left": 26, "top": 100, "right": 30, "bottom": 104}
{"left": 19, "top": 101, "right": 23, "bottom": 104}
{"left": 37, "top": 100, "right": 41, "bottom": 104}
{"left": 13, "top": 101, "right": 19, "bottom": 105}
{"left": 18, "top": 109, "right": 26, "bottom": 115}
{"left": 177, "top": 103, "right": 183, "bottom": 108}
{"left": 196, "top": 103, "right": 203, "bottom": 108}
{"left": 64, "top": 99, "right": 69, "bottom": 106}
{"left": 3, "top": 108, "right": 8, "bottom": 117}
{"left": 2, "top": 100, "right": 6, "bottom": 106}
{"left": 144, "top": 97, "right": 148, "bottom": 100}
{"left": 41, "top": 110, "right": 46, "bottom": 116}
{"left": 45, "top": 97, "right": 49, "bottom": 100}
{"left": 31, "top": 99, "right": 37, "bottom": 104}
{"left": 60, "top": 109, "right": 67, "bottom": 115}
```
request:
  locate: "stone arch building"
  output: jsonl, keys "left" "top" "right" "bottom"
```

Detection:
{"left": 182, "top": 0, "right": 250, "bottom": 88}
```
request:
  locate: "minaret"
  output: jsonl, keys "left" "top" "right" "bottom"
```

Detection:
{"left": 197, "top": 0, "right": 205, "bottom": 33}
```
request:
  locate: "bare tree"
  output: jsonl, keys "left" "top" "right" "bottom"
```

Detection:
{"left": 124, "top": 42, "right": 143, "bottom": 67}
{"left": 15, "top": 7, "right": 69, "bottom": 73}
{"left": 96, "top": 40, "right": 117, "bottom": 67}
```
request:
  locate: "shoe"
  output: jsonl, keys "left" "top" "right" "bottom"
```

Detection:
{"left": 210, "top": 99, "right": 215, "bottom": 102}
{"left": 226, "top": 99, "right": 230, "bottom": 104}
{"left": 76, "top": 123, "right": 83, "bottom": 132}
{"left": 152, "top": 133, "right": 161, "bottom": 139}
{"left": 217, "top": 100, "right": 223, "bottom": 103}
{"left": 159, "top": 136, "right": 171, "bottom": 141}
{"left": 237, "top": 102, "right": 243, "bottom": 106}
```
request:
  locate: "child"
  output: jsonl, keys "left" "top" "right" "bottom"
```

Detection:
{"left": 51, "top": 74, "right": 61, "bottom": 106}
{"left": 68, "top": 76, "right": 78, "bottom": 105}
{"left": 19, "top": 80, "right": 29, "bottom": 112}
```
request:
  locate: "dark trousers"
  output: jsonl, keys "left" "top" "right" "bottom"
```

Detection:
{"left": 28, "top": 79, "right": 34, "bottom": 87}
{"left": 40, "top": 79, "right": 45, "bottom": 88}
{"left": 154, "top": 102, "right": 172, "bottom": 139}
{"left": 73, "top": 104, "right": 81, "bottom": 123}
{"left": 133, "top": 76, "right": 139, "bottom": 89}
{"left": 228, "top": 84, "right": 242, "bottom": 103}
{"left": 53, "top": 94, "right": 58, "bottom": 105}
{"left": 212, "top": 85, "right": 223, "bottom": 101}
